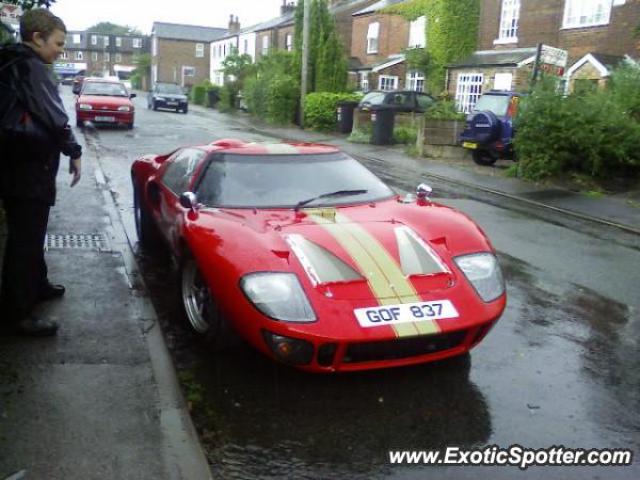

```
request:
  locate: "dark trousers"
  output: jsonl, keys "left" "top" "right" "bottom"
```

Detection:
{"left": 0, "top": 198, "right": 50, "bottom": 324}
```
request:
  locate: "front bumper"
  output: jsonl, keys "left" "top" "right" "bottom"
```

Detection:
{"left": 77, "top": 110, "right": 134, "bottom": 126}
{"left": 154, "top": 98, "right": 188, "bottom": 110}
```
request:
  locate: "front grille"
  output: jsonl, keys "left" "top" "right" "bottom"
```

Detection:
{"left": 343, "top": 330, "right": 467, "bottom": 364}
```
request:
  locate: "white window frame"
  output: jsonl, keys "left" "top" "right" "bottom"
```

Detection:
{"left": 261, "top": 35, "right": 269, "bottom": 55}
{"left": 91, "top": 35, "right": 97, "bottom": 45}
{"left": 115, "top": 37, "right": 122, "bottom": 47}
{"left": 378, "top": 75, "right": 398, "bottom": 91}
{"left": 75, "top": 51, "right": 83, "bottom": 61}
{"left": 196, "top": 43, "right": 205, "bottom": 58}
{"left": 285, "top": 33, "right": 293, "bottom": 51}
{"left": 91, "top": 51, "right": 98, "bottom": 61}
{"left": 408, "top": 16, "right": 426, "bottom": 48}
{"left": 358, "top": 71, "right": 370, "bottom": 92}
{"left": 104, "top": 52, "right": 110, "bottom": 62}
{"left": 562, "top": 0, "right": 613, "bottom": 29}
{"left": 456, "top": 73, "right": 484, "bottom": 113}
{"left": 103, "top": 36, "right": 109, "bottom": 47}
{"left": 115, "top": 53, "right": 122, "bottom": 63}
{"left": 495, "top": 0, "right": 520, "bottom": 44}
{"left": 72, "top": 33, "right": 81, "bottom": 44}
{"left": 133, "top": 38, "right": 142, "bottom": 49}
{"left": 366, "top": 22, "right": 379, "bottom": 54}
{"left": 406, "top": 70, "right": 425, "bottom": 92}
{"left": 60, "top": 51, "right": 68, "bottom": 60}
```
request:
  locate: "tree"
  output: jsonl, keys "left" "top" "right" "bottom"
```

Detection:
{"left": 222, "top": 52, "right": 255, "bottom": 86}
{"left": 131, "top": 53, "right": 151, "bottom": 90}
{"left": 294, "top": 0, "right": 347, "bottom": 93}
{"left": 86, "top": 22, "right": 141, "bottom": 35}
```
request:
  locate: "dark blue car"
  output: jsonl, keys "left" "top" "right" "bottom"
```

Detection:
{"left": 460, "top": 90, "right": 523, "bottom": 166}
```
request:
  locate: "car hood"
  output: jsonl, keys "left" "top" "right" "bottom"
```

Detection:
{"left": 155, "top": 93, "right": 187, "bottom": 101}
{"left": 77, "top": 95, "right": 133, "bottom": 108}
{"left": 193, "top": 201, "right": 492, "bottom": 301}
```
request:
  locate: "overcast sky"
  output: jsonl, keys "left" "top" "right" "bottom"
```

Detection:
{"left": 50, "top": 0, "right": 288, "bottom": 34}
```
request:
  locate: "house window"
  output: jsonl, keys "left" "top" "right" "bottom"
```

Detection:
{"left": 498, "top": 0, "right": 520, "bottom": 42}
{"left": 378, "top": 75, "right": 398, "bottom": 91}
{"left": 133, "top": 38, "right": 142, "bottom": 48}
{"left": 563, "top": 0, "right": 612, "bottom": 29}
{"left": 367, "top": 22, "right": 379, "bottom": 54}
{"left": 115, "top": 37, "right": 122, "bottom": 47}
{"left": 408, "top": 16, "right": 426, "bottom": 48}
{"left": 75, "top": 51, "right": 83, "bottom": 60}
{"left": 115, "top": 53, "right": 122, "bottom": 63}
{"left": 358, "top": 71, "right": 370, "bottom": 92}
{"left": 182, "top": 66, "right": 196, "bottom": 77}
{"left": 456, "top": 73, "right": 484, "bottom": 113}
{"left": 92, "top": 52, "right": 98, "bottom": 61}
{"left": 262, "top": 35, "right": 269, "bottom": 55}
{"left": 72, "top": 33, "right": 81, "bottom": 44}
{"left": 104, "top": 36, "right": 109, "bottom": 47}
{"left": 494, "top": 72, "right": 513, "bottom": 90}
{"left": 104, "top": 52, "right": 110, "bottom": 61}
{"left": 285, "top": 33, "right": 293, "bottom": 51}
{"left": 196, "top": 43, "right": 204, "bottom": 58}
{"left": 91, "top": 35, "right": 97, "bottom": 45}
{"left": 60, "top": 51, "right": 68, "bottom": 60}
{"left": 406, "top": 70, "right": 425, "bottom": 92}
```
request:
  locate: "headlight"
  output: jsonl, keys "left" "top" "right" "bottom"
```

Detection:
{"left": 156, "top": 96, "right": 165, "bottom": 101}
{"left": 454, "top": 253, "right": 505, "bottom": 302}
{"left": 78, "top": 104, "right": 92, "bottom": 110}
{"left": 240, "top": 272, "right": 316, "bottom": 322}
{"left": 117, "top": 106, "right": 131, "bottom": 112}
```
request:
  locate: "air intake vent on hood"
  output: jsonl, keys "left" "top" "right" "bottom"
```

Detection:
{"left": 395, "top": 226, "right": 450, "bottom": 276}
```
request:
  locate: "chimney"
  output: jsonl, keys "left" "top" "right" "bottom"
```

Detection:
{"left": 228, "top": 14, "right": 241, "bottom": 33}
{"left": 281, "top": 0, "right": 296, "bottom": 15}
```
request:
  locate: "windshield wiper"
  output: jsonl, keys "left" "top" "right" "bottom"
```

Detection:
{"left": 294, "top": 189, "right": 368, "bottom": 211}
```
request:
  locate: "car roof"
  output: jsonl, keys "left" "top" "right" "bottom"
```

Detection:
{"left": 84, "top": 77, "right": 123, "bottom": 84}
{"left": 190, "top": 139, "right": 340, "bottom": 156}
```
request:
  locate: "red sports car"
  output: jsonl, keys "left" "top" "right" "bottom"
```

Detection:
{"left": 131, "top": 140, "right": 506, "bottom": 372}
{"left": 75, "top": 78, "right": 135, "bottom": 129}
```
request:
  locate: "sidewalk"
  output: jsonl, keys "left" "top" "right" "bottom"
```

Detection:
{"left": 0, "top": 134, "right": 211, "bottom": 479}
{"left": 205, "top": 107, "right": 640, "bottom": 235}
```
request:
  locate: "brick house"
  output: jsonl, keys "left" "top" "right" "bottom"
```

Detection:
{"left": 447, "top": 0, "right": 640, "bottom": 112}
{"left": 57, "top": 31, "right": 150, "bottom": 83}
{"left": 151, "top": 22, "right": 227, "bottom": 89}
{"left": 349, "top": 0, "right": 427, "bottom": 92}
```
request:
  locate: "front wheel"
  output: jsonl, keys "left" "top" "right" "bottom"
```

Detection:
{"left": 133, "top": 185, "right": 162, "bottom": 251}
{"left": 180, "top": 254, "right": 235, "bottom": 350}
{"left": 472, "top": 150, "right": 498, "bottom": 166}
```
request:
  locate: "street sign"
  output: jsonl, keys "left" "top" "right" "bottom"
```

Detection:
{"left": 540, "top": 45, "right": 568, "bottom": 68}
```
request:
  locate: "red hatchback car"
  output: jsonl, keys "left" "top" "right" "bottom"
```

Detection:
{"left": 75, "top": 78, "right": 136, "bottom": 129}
{"left": 131, "top": 140, "right": 507, "bottom": 373}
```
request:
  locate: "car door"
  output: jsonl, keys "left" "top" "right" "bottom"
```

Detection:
{"left": 157, "top": 148, "right": 207, "bottom": 251}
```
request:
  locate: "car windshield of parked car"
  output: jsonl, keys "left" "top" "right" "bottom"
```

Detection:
{"left": 360, "top": 92, "right": 386, "bottom": 105}
{"left": 157, "top": 83, "right": 183, "bottom": 94}
{"left": 473, "top": 94, "right": 510, "bottom": 116}
{"left": 81, "top": 82, "right": 129, "bottom": 97}
{"left": 196, "top": 152, "right": 395, "bottom": 208}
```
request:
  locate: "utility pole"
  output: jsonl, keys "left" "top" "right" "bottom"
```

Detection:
{"left": 300, "top": 0, "right": 310, "bottom": 128}
{"left": 531, "top": 42, "right": 543, "bottom": 88}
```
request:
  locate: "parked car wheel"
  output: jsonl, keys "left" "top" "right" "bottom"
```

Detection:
{"left": 152, "top": 101, "right": 158, "bottom": 111}
{"left": 180, "top": 253, "right": 236, "bottom": 350}
{"left": 133, "top": 186, "right": 162, "bottom": 250}
{"left": 472, "top": 150, "right": 499, "bottom": 166}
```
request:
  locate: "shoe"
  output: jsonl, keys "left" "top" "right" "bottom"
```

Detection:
{"left": 38, "top": 283, "right": 66, "bottom": 301}
{"left": 2, "top": 316, "right": 59, "bottom": 337}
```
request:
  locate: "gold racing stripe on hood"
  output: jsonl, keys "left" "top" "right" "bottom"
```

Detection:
{"left": 306, "top": 209, "right": 440, "bottom": 337}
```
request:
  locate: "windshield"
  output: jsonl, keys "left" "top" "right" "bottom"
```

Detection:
{"left": 81, "top": 82, "right": 128, "bottom": 97}
{"left": 157, "top": 83, "right": 183, "bottom": 94}
{"left": 360, "top": 92, "right": 385, "bottom": 105}
{"left": 196, "top": 152, "right": 395, "bottom": 208}
{"left": 473, "top": 94, "right": 510, "bottom": 116}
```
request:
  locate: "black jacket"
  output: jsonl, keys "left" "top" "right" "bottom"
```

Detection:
{"left": 0, "top": 43, "right": 82, "bottom": 205}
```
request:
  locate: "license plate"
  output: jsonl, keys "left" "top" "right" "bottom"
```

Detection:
{"left": 462, "top": 141, "right": 478, "bottom": 149}
{"left": 167, "top": 101, "right": 177, "bottom": 106}
{"left": 95, "top": 116, "right": 115, "bottom": 122}
{"left": 354, "top": 300, "right": 459, "bottom": 328}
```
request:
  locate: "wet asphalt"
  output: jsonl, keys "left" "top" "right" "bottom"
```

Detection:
{"left": 66, "top": 88, "right": 639, "bottom": 480}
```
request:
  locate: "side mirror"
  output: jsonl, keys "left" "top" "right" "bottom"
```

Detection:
{"left": 130, "top": 93, "right": 137, "bottom": 99}
{"left": 179, "top": 192, "right": 200, "bottom": 212}
{"left": 416, "top": 183, "right": 432, "bottom": 200}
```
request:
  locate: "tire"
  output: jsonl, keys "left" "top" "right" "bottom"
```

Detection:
{"left": 127, "top": 123, "right": 134, "bottom": 130}
{"left": 182, "top": 106, "right": 188, "bottom": 114}
{"left": 179, "top": 253, "right": 236, "bottom": 350}
{"left": 472, "top": 150, "right": 498, "bottom": 166}
{"left": 152, "top": 100, "right": 158, "bottom": 111}
{"left": 76, "top": 119, "right": 83, "bottom": 128}
{"left": 133, "top": 185, "right": 162, "bottom": 251}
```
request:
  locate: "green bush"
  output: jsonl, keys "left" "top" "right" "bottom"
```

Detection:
{"left": 205, "top": 85, "right": 221, "bottom": 108}
{"left": 218, "top": 84, "right": 238, "bottom": 113}
{"left": 304, "top": 92, "right": 362, "bottom": 131}
{"left": 515, "top": 76, "right": 640, "bottom": 180}
{"left": 190, "top": 79, "right": 212, "bottom": 106}
{"left": 244, "top": 76, "right": 269, "bottom": 117}
{"left": 348, "top": 124, "right": 372, "bottom": 144}
{"left": 424, "top": 99, "right": 466, "bottom": 121}
{"left": 393, "top": 125, "right": 418, "bottom": 145}
{"left": 265, "top": 74, "right": 299, "bottom": 124}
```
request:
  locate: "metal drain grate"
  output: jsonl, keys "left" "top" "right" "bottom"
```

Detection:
{"left": 45, "top": 233, "right": 108, "bottom": 251}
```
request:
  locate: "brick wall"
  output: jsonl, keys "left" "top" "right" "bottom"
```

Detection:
{"left": 351, "top": 13, "right": 410, "bottom": 66}
{"left": 479, "top": 0, "right": 640, "bottom": 64}
{"left": 154, "top": 38, "right": 210, "bottom": 87}
{"left": 276, "top": 24, "right": 295, "bottom": 52}
{"left": 254, "top": 31, "right": 274, "bottom": 61}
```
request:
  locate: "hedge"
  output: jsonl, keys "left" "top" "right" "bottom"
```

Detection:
{"left": 304, "top": 92, "right": 362, "bottom": 131}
